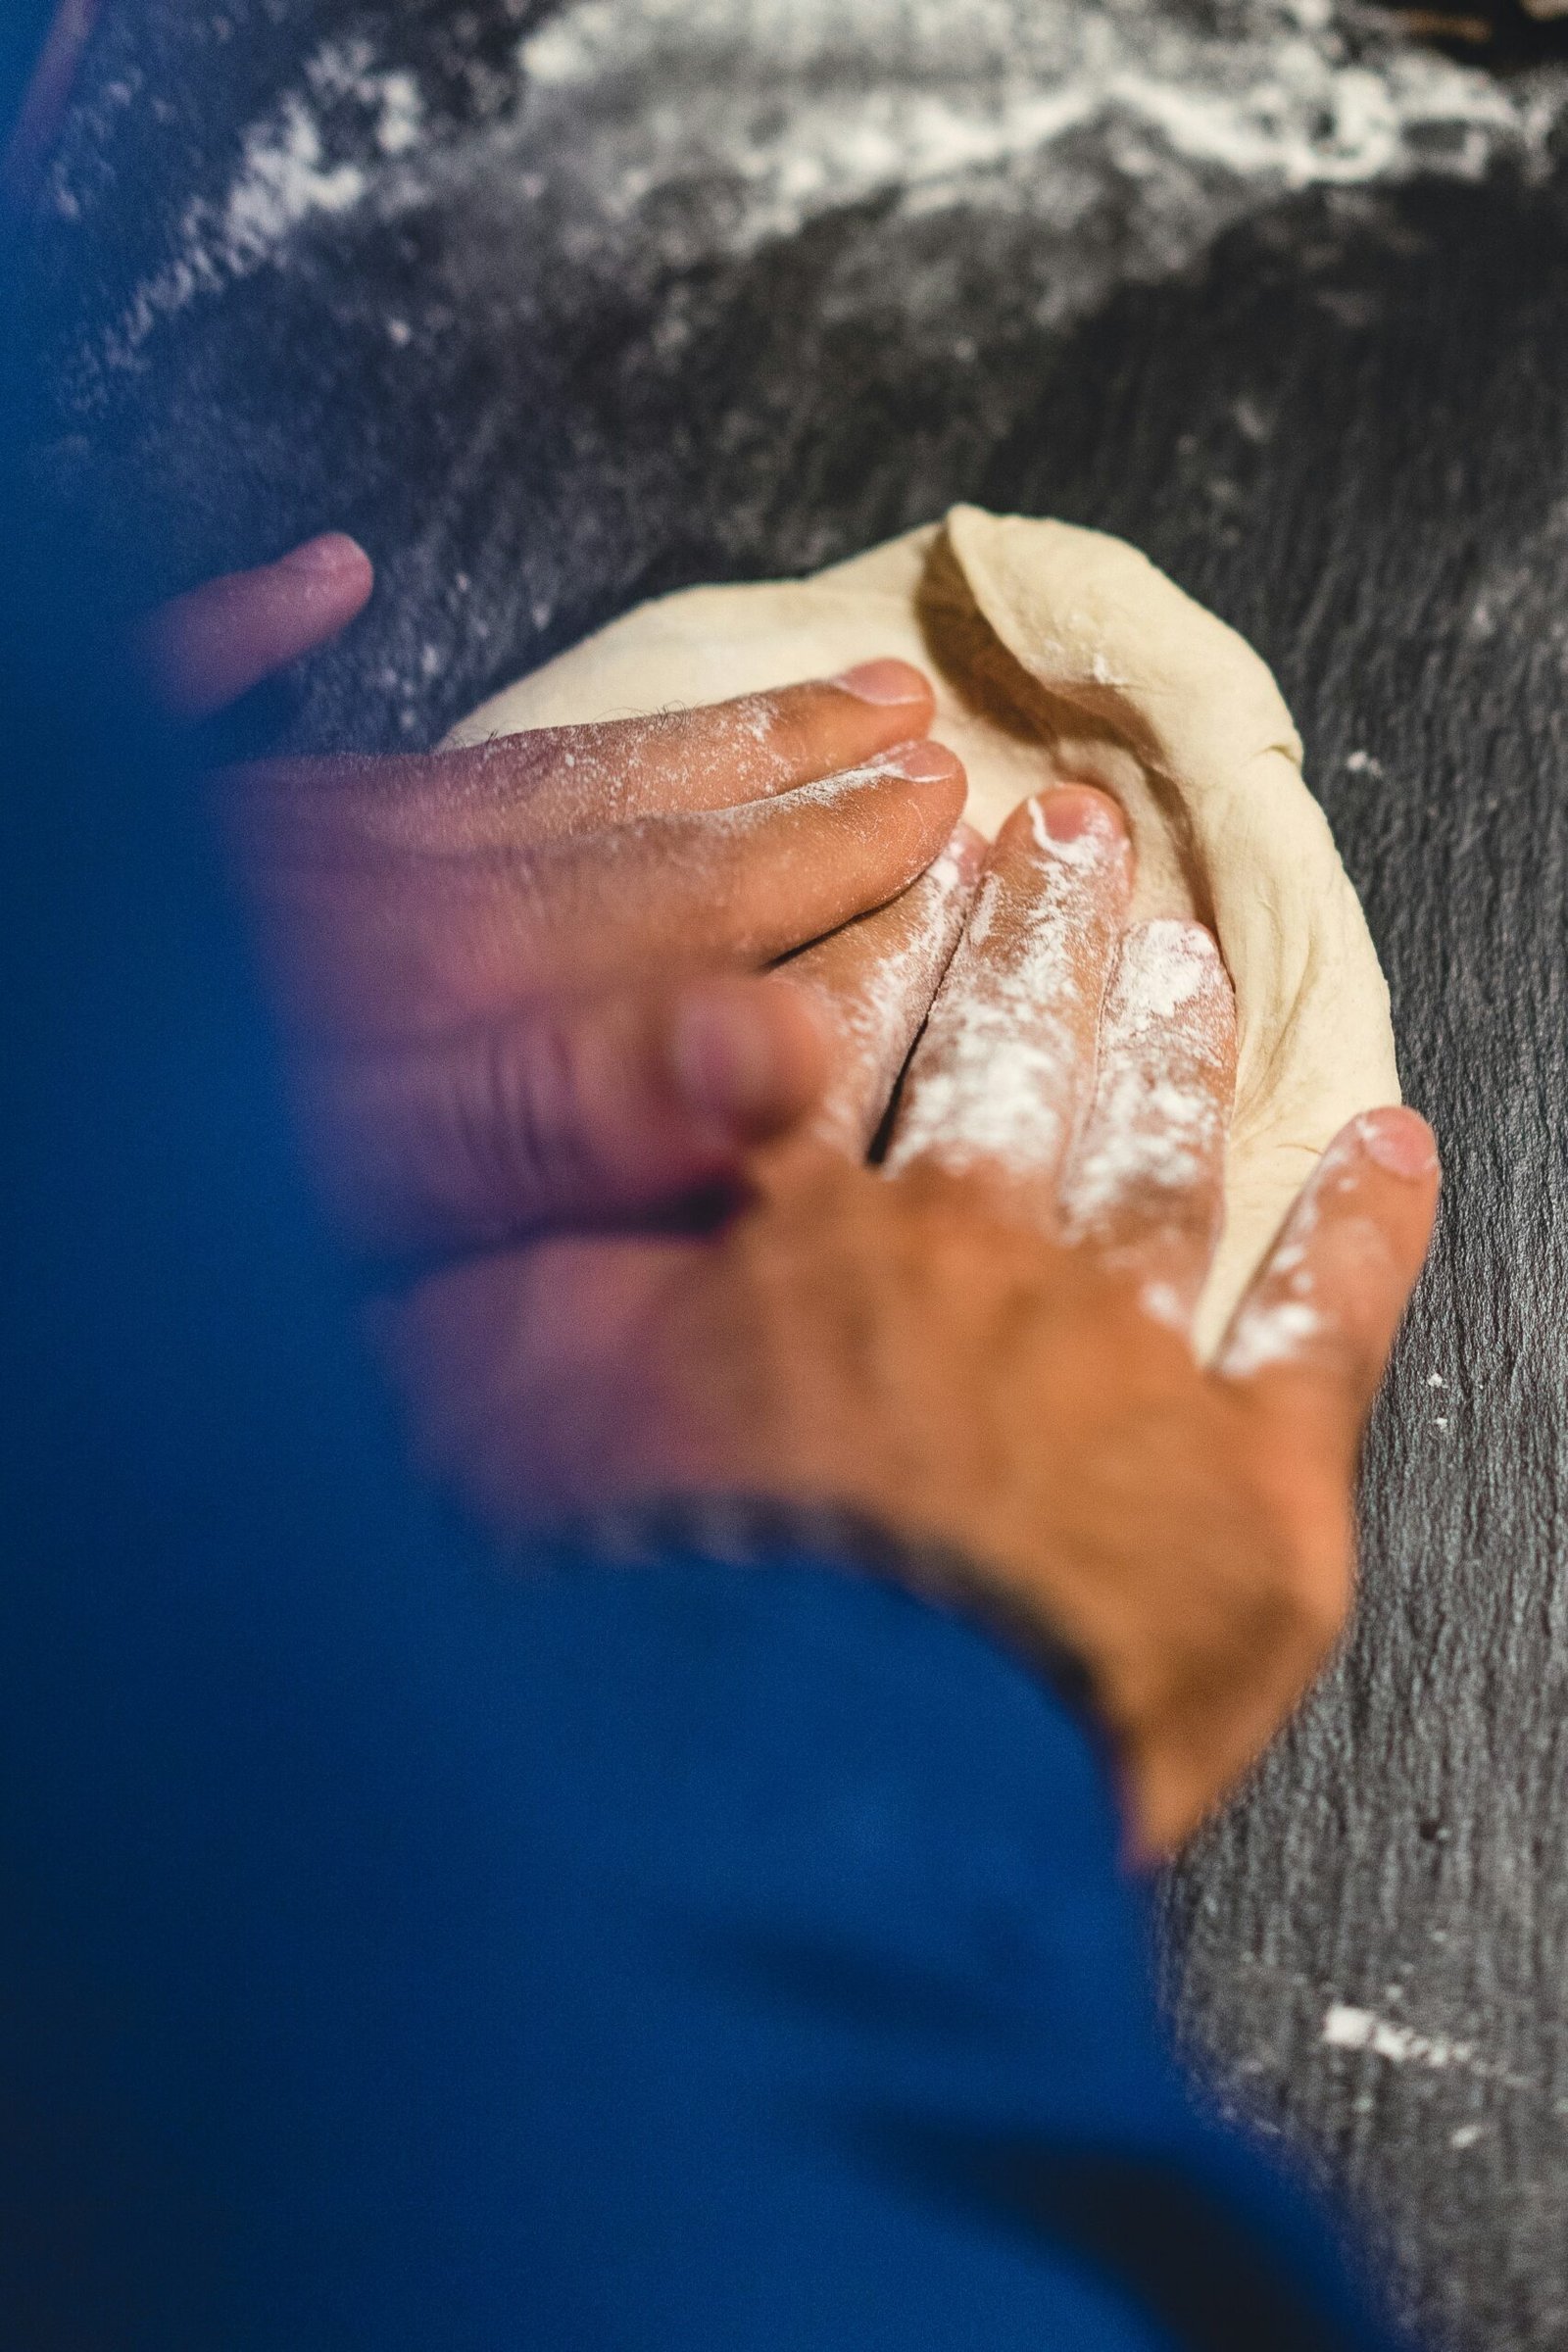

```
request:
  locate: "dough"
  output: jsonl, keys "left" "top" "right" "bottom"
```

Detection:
{"left": 450, "top": 506, "right": 1399, "bottom": 1348}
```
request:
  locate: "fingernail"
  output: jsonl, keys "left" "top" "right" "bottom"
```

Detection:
{"left": 1357, "top": 1106, "right": 1439, "bottom": 1179}
{"left": 278, "top": 532, "right": 369, "bottom": 578}
{"left": 672, "top": 993, "right": 787, "bottom": 1131}
{"left": 874, "top": 739, "right": 962, "bottom": 785}
{"left": 1035, "top": 785, "right": 1125, "bottom": 843}
{"left": 831, "top": 659, "right": 930, "bottom": 707}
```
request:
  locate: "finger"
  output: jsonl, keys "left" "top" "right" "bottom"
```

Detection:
{"left": 1061, "top": 919, "right": 1237, "bottom": 1326}
{"left": 371, "top": 1231, "right": 695, "bottom": 1531}
{"left": 885, "top": 787, "right": 1132, "bottom": 1220}
{"left": 1217, "top": 1106, "right": 1441, "bottom": 1444}
{"left": 446, "top": 659, "right": 940, "bottom": 841}
{"left": 779, "top": 822, "right": 983, "bottom": 1161}
{"left": 229, "top": 660, "right": 939, "bottom": 857}
{"left": 4, "top": 0, "right": 99, "bottom": 206}
{"left": 138, "top": 535, "right": 374, "bottom": 719}
{"left": 298, "top": 974, "right": 828, "bottom": 1255}
{"left": 252, "top": 741, "right": 967, "bottom": 1041}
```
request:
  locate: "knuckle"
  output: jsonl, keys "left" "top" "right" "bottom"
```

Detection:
{"left": 840, "top": 772, "right": 946, "bottom": 877}
{"left": 1273, "top": 1491, "right": 1355, "bottom": 1655}
{"left": 1295, "top": 1550, "right": 1352, "bottom": 1653}
{"left": 473, "top": 728, "right": 566, "bottom": 802}
{"left": 461, "top": 1013, "right": 609, "bottom": 1224}
{"left": 760, "top": 690, "right": 826, "bottom": 784}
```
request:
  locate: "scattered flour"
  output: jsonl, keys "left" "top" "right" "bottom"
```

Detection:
{"left": 64, "top": 1, "right": 1568, "bottom": 386}
{"left": 91, "top": 37, "right": 429, "bottom": 370}
{"left": 512, "top": 0, "right": 1568, "bottom": 324}
{"left": 1323, "top": 2001, "right": 1477, "bottom": 2071}
{"left": 517, "top": 0, "right": 1561, "bottom": 239}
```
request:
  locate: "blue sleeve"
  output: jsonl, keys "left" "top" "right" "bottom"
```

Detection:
{"left": 457, "top": 1552, "right": 1404, "bottom": 2352}
{"left": 3, "top": 1536, "right": 1406, "bottom": 2351}
{"left": 0, "top": 355, "right": 1406, "bottom": 2352}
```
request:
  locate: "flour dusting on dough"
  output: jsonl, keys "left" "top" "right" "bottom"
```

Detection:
{"left": 450, "top": 506, "right": 1401, "bottom": 1348}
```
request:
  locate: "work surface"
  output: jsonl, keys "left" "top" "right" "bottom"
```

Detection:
{"left": 23, "top": 3, "right": 1568, "bottom": 2342}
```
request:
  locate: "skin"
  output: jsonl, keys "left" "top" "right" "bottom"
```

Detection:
{"left": 148, "top": 537, "right": 1440, "bottom": 1860}
{"left": 144, "top": 532, "right": 969, "bottom": 1251}
{"left": 3, "top": 0, "right": 99, "bottom": 207}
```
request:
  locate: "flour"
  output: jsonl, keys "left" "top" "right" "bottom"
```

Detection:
{"left": 1107, "top": 918, "right": 1214, "bottom": 1029}
{"left": 1220, "top": 1293, "right": 1324, "bottom": 1373}
{"left": 1322, "top": 2001, "right": 1477, "bottom": 2072}
{"left": 1065, "top": 917, "right": 1232, "bottom": 1240}
{"left": 887, "top": 798, "right": 1128, "bottom": 1186}
{"left": 796, "top": 829, "right": 977, "bottom": 1155}
{"left": 91, "top": 38, "right": 429, "bottom": 370}
{"left": 513, "top": 0, "right": 1567, "bottom": 317}
{"left": 68, "top": 0, "right": 1568, "bottom": 387}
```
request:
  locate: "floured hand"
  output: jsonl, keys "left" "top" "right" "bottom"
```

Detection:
{"left": 142, "top": 538, "right": 970, "bottom": 1250}
{"left": 380, "top": 788, "right": 1439, "bottom": 1858}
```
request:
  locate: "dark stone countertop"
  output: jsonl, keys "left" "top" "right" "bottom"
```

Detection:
{"left": 21, "top": 5, "right": 1568, "bottom": 2342}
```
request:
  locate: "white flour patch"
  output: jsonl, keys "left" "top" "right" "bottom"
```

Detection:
{"left": 1213, "top": 1127, "right": 1357, "bottom": 1370}
{"left": 1109, "top": 918, "right": 1215, "bottom": 1028}
{"left": 965, "top": 872, "right": 1001, "bottom": 950}
{"left": 1027, "top": 796, "right": 1119, "bottom": 866}
{"left": 800, "top": 831, "right": 977, "bottom": 1155}
{"left": 1140, "top": 1277, "right": 1190, "bottom": 1329}
{"left": 1066, "top": 918, "right": 1232, "bottom": 1238}
{"left": 1319, "top": 2000, "right": 1543, "bottom": 2112}
{"left": 72, "top": 0, "right": 1568, "bottom": 383}
{"left": 1219, "top": 1293, "right": 1322, "bottom": 1374}
{"left": 887, "top": 813, "right": 1129, "bottom": 1183}
{"left": 514, "top": 0, "right": 1566, "bottom": 327}
{"left": 216, "top": 96, "right": 367, "bottom": 263}
{"left": 1323, "top": 2001, "right": 1478, "bottom": 2069}
{"left": 95, "top": 38, "right": 429, "bottom": 370}
{"left": 1318, "top": 2000, "right": 1539, "bottom": 2102}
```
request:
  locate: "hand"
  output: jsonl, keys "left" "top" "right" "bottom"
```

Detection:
{"left": 136, "top": 531, "right": 376, "bottom": 721}
{"left": 141, "top": 536, "right": 972, "bottom": 1248}
{"left": 4, "top": 0, "right": 100, "bottom": 207}
{"left": 227, "top": 665, "right": 970, "bottom": 1250}
{"left": 378, "top": 787, "right": 1440, "bottom": 1858}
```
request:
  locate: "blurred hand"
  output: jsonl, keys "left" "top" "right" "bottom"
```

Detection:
{"left": 378, "top": 788, "right": 1440, "bottom": 1858}
{"left": 4, "top": 0, "right": 101, "bottom": 208}
{"left": 145, "top": 544, "right": 1440, "bottom": 1858}
{"left": 142, "top": 536, "right": 972, "bottom": 1249}
{"left": 136, "top": 531, "right": 376, "bottom": 720}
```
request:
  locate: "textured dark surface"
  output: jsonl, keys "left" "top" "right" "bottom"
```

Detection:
{"left": 19, "top": 5, "right": 1568, "bottom": 2346}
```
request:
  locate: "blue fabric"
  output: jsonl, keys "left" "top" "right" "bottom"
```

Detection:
{"left": 0, "top": 279, "right": 1406, "bottom": 2352}
{"left": 4, "top": 1538, "right": 1404, "bottom": 2351}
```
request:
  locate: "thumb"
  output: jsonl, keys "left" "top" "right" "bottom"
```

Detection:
{"left": 1217, "top": 1106, "right": 1441, "bottom": 1454}
{"left": 295, "top": 974, "right": 830, "bottom": 1255}
{"left": 137, "top": 534, "right": 374, "bottom": 720}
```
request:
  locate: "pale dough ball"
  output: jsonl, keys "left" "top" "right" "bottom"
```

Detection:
{"left": 449, "top": 507, "right": 1400, "bottom": 1349}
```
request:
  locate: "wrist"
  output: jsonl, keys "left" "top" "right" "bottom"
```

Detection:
{"left": 551, "top": 1476, "right": 1344, "bottom": 1865}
